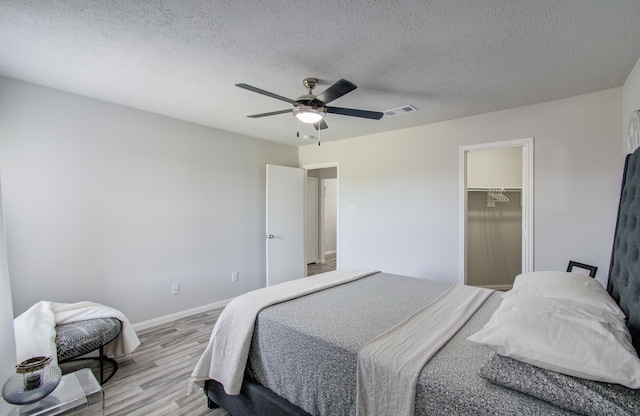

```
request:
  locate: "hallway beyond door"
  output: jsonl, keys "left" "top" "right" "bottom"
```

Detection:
{"left": 307, "top": 253, "right": 336, "bottom": 276}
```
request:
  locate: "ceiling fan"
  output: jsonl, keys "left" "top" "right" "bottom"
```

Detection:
{"left": 235, "top": 78, "right": 383, "bottom": 130}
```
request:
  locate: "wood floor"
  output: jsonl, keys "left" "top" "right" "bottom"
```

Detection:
{"left": 65, "top": 262, "right": 338, "bottom": 415}
{"left": 64, "top": 308, "right": 230, "bottom": 416}
{"left": 307, "top": 252, "right": 336, "bottom": 276}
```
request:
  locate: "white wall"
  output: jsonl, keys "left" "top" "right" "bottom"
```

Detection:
{"left": 0, "top": 77, "right": 298, "bottom": 323}
{"left": 467, "top": 147, "right": 522, "bottom": 189}
{"left": 0, "top": 179, "right": 17, "bottom": 383}
{"left": 623, "top": 57, "right": 640, "bottom": 154}
{"left": 323, "top": 178, "right": 337, "bottom": 254}
{"left": 306, "top": 168, "right": 337, "bottom": 260}
{"left": 299, "top": 88, "right": 623, "bottom": 287}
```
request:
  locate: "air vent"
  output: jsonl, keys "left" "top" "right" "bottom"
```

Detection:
{"left": 384, "top": 105, "right": 417, "bottom": 117}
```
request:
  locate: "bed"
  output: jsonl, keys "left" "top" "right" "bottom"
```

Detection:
{"left": 191, "top": 147, "right": 640, "bottom": 415}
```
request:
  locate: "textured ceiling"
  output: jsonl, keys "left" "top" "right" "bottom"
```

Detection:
{"left": 1, "top": 1, "right": 640, "bottom": 147}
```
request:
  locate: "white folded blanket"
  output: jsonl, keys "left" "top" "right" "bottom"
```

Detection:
{"left": 14, "top": 301, "right": 140, "bottom": 365}
{"left": 356, "top": 284, "right": 492, "bottom": 416}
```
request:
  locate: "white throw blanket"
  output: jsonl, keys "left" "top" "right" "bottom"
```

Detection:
{"left": 190, "top": 269, "right": 378, "bottom": 395}
{"left": 14, "top": 301, "right": 140, "bottom": 365}
{"left": 356, "top": 285, "right": 492, "bottom": 416}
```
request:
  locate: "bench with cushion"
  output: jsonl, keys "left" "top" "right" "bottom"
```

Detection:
{"left": 55, "top": 317, "right": 122, "bottom": 384}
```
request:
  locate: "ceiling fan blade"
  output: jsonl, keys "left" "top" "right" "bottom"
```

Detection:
{"left": 247, "top": 109, "right": 292, "bottom": 118}
{"left": 326, "top": 106, "right": 384, "bottom": 120}
{"left": 313, "top": 120, "right": 329, "bottom": 130}
{"left": 313, "top": 79, "right": 357, "bottom": 105}
{"left": 235, "top": 83, "right": 296, "bottom": 104}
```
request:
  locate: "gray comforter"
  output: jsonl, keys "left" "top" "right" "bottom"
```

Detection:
{"left": 248, "top": 272, "right": 575, "bottom": 415}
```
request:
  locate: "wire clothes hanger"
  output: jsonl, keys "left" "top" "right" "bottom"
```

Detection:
{"left": 487, "top": 188, "right": 509, "bottom": 203}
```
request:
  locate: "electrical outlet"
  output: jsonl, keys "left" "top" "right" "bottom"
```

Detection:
{"left": 232, "top": 272, "right": 239, "bottom": 282}
{"left": 171, "top": 283, "right": 180, "bottom": 295}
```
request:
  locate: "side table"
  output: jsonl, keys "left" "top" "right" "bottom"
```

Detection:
{"left": 0, "top": 368, "right": 104, "bottom": 416}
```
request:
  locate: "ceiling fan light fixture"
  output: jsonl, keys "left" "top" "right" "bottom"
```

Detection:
{"left": 293, "top": 106, "right": 325, "bottom": 124}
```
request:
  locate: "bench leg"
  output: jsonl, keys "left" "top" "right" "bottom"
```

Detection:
{"left": 98, "top": 345, "right": 118, "bottom": 385}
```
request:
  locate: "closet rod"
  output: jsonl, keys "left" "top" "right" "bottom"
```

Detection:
{"left": 467, "top": 187, "right": 522, "bottom": 192}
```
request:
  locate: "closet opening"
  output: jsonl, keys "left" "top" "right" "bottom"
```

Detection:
{"left": 459, "top": 138, "right": 534, "bottom": 289}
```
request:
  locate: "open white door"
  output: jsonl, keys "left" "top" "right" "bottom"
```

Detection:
{"left": 266, "top": 164, "right": 305, "bottom": 286}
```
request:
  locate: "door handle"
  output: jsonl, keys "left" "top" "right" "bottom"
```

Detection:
{"left": 266, "top": 234, "right": 275, "bottom": 239}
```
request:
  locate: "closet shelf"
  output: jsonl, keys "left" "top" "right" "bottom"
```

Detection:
{"left": 467, "top": 187, "right": 521, "bottom": 192}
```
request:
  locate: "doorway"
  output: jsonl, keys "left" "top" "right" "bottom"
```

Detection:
{"left": 303, "top": 164, "right": 339, "bottom": 276}
{"left": 459, "top": 138, "right": 534, "bottom": 289}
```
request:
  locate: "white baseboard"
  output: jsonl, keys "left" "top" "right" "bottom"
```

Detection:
{"left": 132, "top": 298, "right": 233, "bottom": 331}
{"left": 477, "top": 284, "right": 513, "bottom": 291}
{"left": 325, "top": 250, "right": 336, "bottom": 255}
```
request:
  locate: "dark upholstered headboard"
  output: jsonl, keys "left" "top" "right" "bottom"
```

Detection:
{"left": 608, "top": 147, "right": 640, "bottom": 353}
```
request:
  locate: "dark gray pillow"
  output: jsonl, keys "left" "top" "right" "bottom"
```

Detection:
{"left": 479, "top": 354, "right": 640, "bottom": 416}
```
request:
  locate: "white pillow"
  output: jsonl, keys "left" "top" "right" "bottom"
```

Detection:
{"left": 504, "top": 271, "right": 625, "bottom": 319}
{"left": 467, "top": 296, "right": 640, "bottom": 388}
